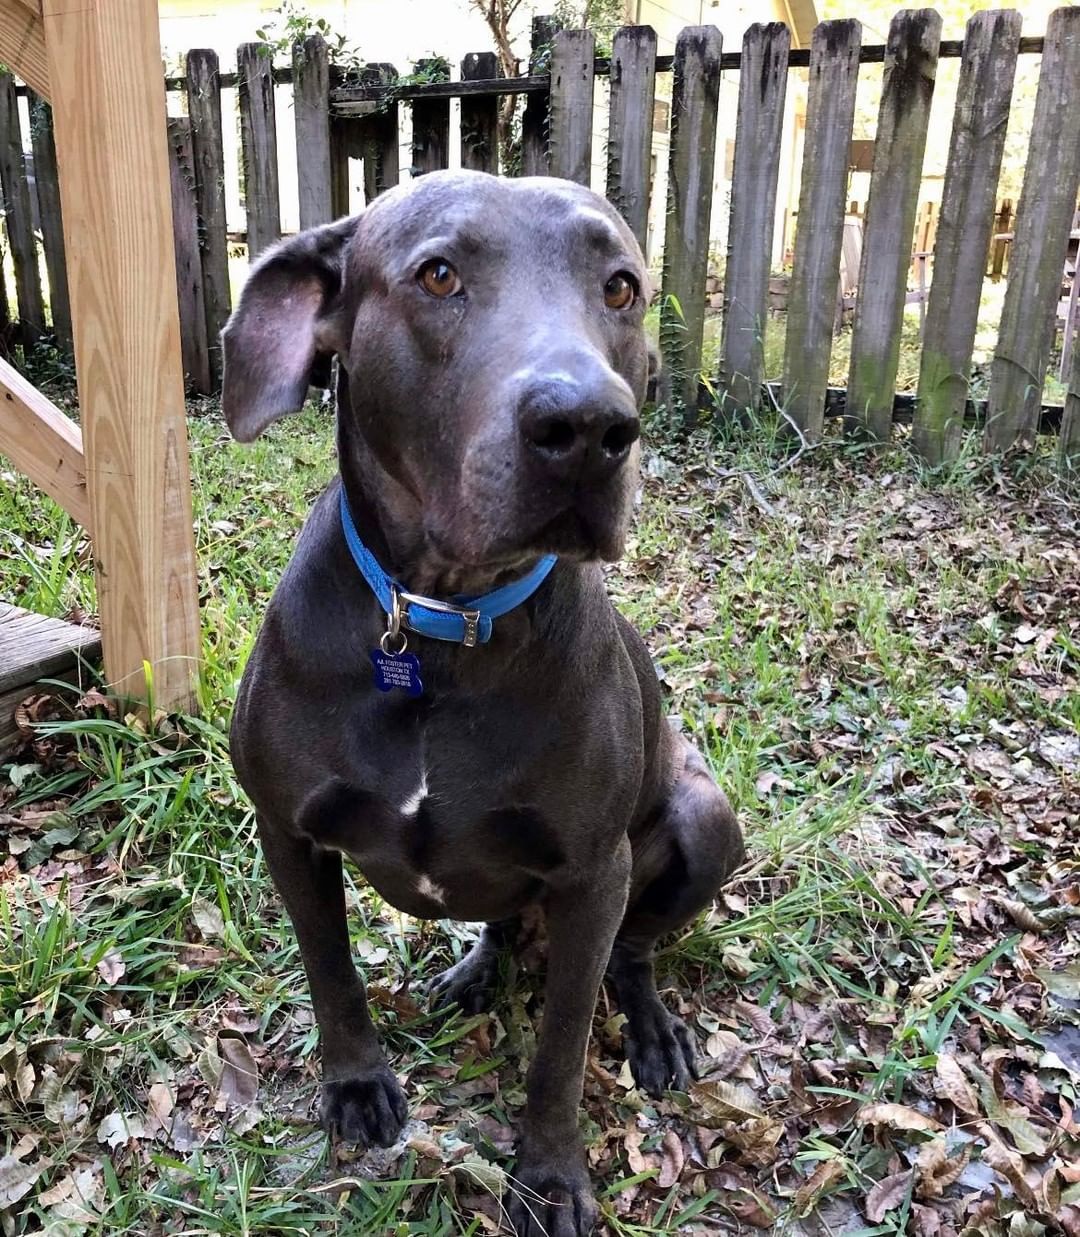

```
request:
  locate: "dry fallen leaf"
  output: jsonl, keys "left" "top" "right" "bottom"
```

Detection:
{"left": 915, "top": 1138, "right": 970, "bottom": 1200}
{"left": 980, "top": 1128, "right": 1039, "bottom": 1211}
{"left": 865, "top": 1169, "right": 913, "bottom": 1222}
{"left": 934, "top": 1053, "right": 980, "bottom": 1117}
{"left": 96, "top": 947, "right": 126, "bottom": 986}
{"left": 657, "top": 1130, "right": 684, "bottom": 1188}
{"left": 216, "top": 1033, "right": 258, "bottom": 1109}
{"left": 690, "top": 1079, "right": 764, "bottom": 1126}
{"left": 857, "top": 1103, "right": 942, "bottom": 1132}
{"left": 793, "top": 1158, "right": 846, "bottom": 1215}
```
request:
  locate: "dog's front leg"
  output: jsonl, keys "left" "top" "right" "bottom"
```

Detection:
{"left": 508, "top": 836, "right": 632, "bottom": 1237}
{"left": 257, "top": 817, "right": 407, "bottom": 1146}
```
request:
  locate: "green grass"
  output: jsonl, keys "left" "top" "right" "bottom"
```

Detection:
{"left": 1, "top": 400, "right": 1078, "bottom": 1235}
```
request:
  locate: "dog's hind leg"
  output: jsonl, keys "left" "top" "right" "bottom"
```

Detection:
{"left": 609, "top": 738, "right": 744, "bottom": 1096}
{"left": 428, "top": 918, "right": 519, "bottom": 1013}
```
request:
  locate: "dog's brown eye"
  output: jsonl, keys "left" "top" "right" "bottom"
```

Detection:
{"left": 604, "top": 272, "right": 636, "bottom": 310}
{"left": 418, "top": 259, "right": 462, "bottom": 298}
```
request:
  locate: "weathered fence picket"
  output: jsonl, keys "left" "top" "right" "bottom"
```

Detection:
{"left": 846, "top": 9, "right": 941, "bottom": 442}
{"left": 186, "top": 49, "right": 231, "bottom": 388}
{"left": 167, "top": 117, "right": 212, "bottom": 395}
{"left": 549, "top": 30, "right": 595, "bottom": 187}
{"left": 985, "top": 6, "right": 1080, "bottom": 452}
{"left": 0, "top": 73, "right": 45, "bottom": 350}
{"left": 1063, "top": 336, "right": 1080, "bottom": 464}
{"left": 521, "top": 15, "right": 560, "bottom": 177}
{"left": 27, "top": 96, "right": 71, "bottom": 354}
{"left": 460, "top": 52, "right": 500, "bottom": 175}
{"left": 783, "top": 20, "right": 862, "bottom": 441}
{"left": 412, "top": 59, "right": 451, "bottom": 176}
{"left": 719, "top": 22, "right": 790, "bottom": 415}
{"left": 659, "top": 26, "right": 723, "bottom": 415}
{"left": 912, "top": 10, "right": 1021, "bottom": 465}
{"left": 294, "top": 35, "right": 333, "bottom": 228}
{"left": 237, "top": 42, "right": 281, "bottom": 259}
{"left": 359, "top": 63, "right": 400, "bottom": 199}
{"left": 606, "top": 25, "right": 657, "bottom": 253}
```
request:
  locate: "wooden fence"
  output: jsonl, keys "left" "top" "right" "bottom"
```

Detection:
{"left": 2, "top": 9, "right": 1080, "bottom": 463}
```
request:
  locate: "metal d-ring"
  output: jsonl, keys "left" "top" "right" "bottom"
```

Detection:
{"left": 381, "top": 586, "right": 408, "bottom": 655}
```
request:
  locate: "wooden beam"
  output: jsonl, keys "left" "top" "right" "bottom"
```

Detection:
{"left": 0, "top": 0, "right": 49, "bottom": 100}
{"left": 42, "top": 0, "right": 200, "bottom": 709}
{"left": 0, "top": 356, "right": 89, "bottom": 528}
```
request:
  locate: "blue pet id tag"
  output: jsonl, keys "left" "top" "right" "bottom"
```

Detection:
{"left": 369, "top": 648, "right": 423, "bottom": 696}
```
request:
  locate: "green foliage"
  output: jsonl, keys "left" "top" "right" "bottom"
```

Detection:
{"left": 255, "top": 1, "right": 364, "bottom": 75}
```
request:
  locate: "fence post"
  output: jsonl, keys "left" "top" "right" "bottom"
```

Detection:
{"left": 1063, "top": 332, "right": 1080, "bottom": 466}
{"left": 659, "top": 25, "right": 722, "bottom": 417}
{"left": 186, "top": 49, "right": 230, "bottom": 388}
{"left": 845, "top": 9, "right": 941, "bottom": 443}
{"left": 411, "top": 58, "right": 450, "bottom": 175}
{"left": 912, "top": 10, "right": 1021, "bottom": 465}
{"left": 28, "top": 94, "right": 72, "bottom": 354}
{"left": 460, "top": 51, "right": 499, "bottom": 175}
{"left": 167, "top": 117, "right": 211, "bottom": 396}
{"left": 719, "top": 22, "right": 790, "bottom": 416}
{"left": 985, "top": 7, "right": 1080, "bottom": 453}
{"left": 549, "top": 29, "right": 595, "bottom": 186}
{"left": 783, "top": 19, "right": 861, "bottom": 441}
{"left": 989, "top": 199, "right": 1011, "bottom": 280}
{"left": 294, "top": 34, "right": 332, "bottom": 228}
{"left": 237, "top": 42, "right": 281, "bottom": 259}
{"left": 521, "top": 14, "right": 560, "bottom": 176}
{"left": 357, "top": 62, "right": 399, "bottom": 200}
{"left": 606, "top": 24, "right": 656, "bottom": 251}
{"left": 0, "top": 72, "right": 46, "bottom": 351}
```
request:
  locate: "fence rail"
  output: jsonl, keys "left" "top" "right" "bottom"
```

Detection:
{"left": 2, "top": 13, "right": 1079, "bottom": 464}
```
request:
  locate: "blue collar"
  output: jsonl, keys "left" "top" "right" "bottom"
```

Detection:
{"left": 339, "top": 486, "right": 558, "bottom": 647}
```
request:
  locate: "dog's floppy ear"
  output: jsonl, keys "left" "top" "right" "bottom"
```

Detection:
{"left": 222, "top": 215, "right": 360, "bottom": 442}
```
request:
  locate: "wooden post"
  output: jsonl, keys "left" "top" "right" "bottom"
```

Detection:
{"left": 783, "top": 19, "right": 861, "bottom": 441}
{"left": 460, "top": 52, "right": 499, "bottom": 175}
{"left": 846, "top": 10, "right": 941, "bottom": 442}
{"left": 238, "top": 42, "right": 281, "bottom": 259}
{"left": 659, "top": 25, "right": 722, "bottom": 417}
{"left": 186, "top": 49, "right": 230, "bottom": 389}
{"left": 549, "top": 29, "right": 595, "bottom": 186}
{"left": 989, "top": 198, "right": 1011, "bottom": 280}
{"left": 912, "top": 11, "right": 1021, "bottom": 465}
{"left": 985, "top": 7, "right": 1080, "bottom": 453}
{"left": 411, "top": 59, "right": 450, "bottom": 176}
{"left": 167, "top": 117, "right": 211, "bottom": 396}
{"left": 606, "top": 24, "right": 657, "bottom": 252}
{"left": 357, "top": 63, "right": 399, "bottom": 200}
{"left": 0, "top": 72, "right": 46, "bottom": 351}
{"left": 521, "top": 14, "right": 560, "bottom": 177}
{"left": 1060, "top": 261, "right": 1080, "bottom": 384}
{"left": 294, "top": 34, "right": 332, "bottom": 227}
{"left": 1062, "top": 320, "right": 1080, "bottom": 466}
{"left": 42, "top": 0, "right": 200, "bottom": 708}
{"left": 719, "top": 22, "right": 790, "bottom": 415}
{"left": 28, "top": 94, "right": 72, "bottom": 353}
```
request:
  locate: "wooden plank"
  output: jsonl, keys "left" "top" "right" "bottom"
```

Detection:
{"left": 329, "top": 116, "right": 352, "bottom": 216}
{"left": 186, "top": 48, "right": 231, "bottom": 388}
{"left": 659, "top": 25, "right": 723, "bottom": 416}
{"left": 28, "top": 93, "right": 71, "bottom": 352}
{"left": 521, "top": 15, "right": 560, "bottom": 177}
{"left": 0, "top": 603, "right": 102, "bottom": 753}
{"left": 294, "top": 34, "right": 332, "bottom": 228}
{"left": 460, "top": 51, "right": 499, "bottom": 175}
{"left": 411, "top": 59, "right": 450, "bottom": 176}
{"left": 358, "top": 63, "right": 399, "bottom": 200}
{"left": 606, "top": 25, "right": 657, "bottom": 251}
{"left": 845, "top": 9, "right": 941, "bottom": 442}
{"left": 549, "top": 29, "right": 595, "bottom": 185}
{"left": 719, "top": 22, "right": 790, "bottom": 415}
{"left": 167, "top": 117, "right": 211, "bottom": 396}
{"left": 237, "top": 41, "right": 281, "bottom": 259}
{"left": 1060, "top": 260, "right": 1080, "bottom": 383}
{"left": 0, "top": 355, "right": 88, "bottom": 527}
{"left": 985, "top": 7, "right": 1080, "bottom": 453}
{"left": 783, "top": 20, "right": 861, "bottom": 440}
{"left": 989, "top": 199, "right": 1011, "bottom": 279}
{"left": 43, "top": 0, "right": 200, "bottom": 709}
{"left": 1063, "top": 321, "right": 1080, "bottom": 466}
{"left": 912, "top": 10, "right": 1021, "bottom": 465}
{"left": 0, "top": 72, "right": 46, "bottom": 350}
{"left": 0, "top": 0, "right": 49, "bottom": 101}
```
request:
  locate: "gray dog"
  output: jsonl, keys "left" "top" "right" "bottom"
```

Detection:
{"left": 221, "top": 169, "right": 743, "bottom": 1236}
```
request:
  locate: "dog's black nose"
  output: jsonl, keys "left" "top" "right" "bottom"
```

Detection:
{"left": 519, "top": 376, "right": 640, "bottom": 484}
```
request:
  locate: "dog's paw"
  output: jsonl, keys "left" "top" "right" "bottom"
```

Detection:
{"left": 321, "top": 1064, "right": 407, "bottom": 1148}
{"left": 429, "top": 947, "right": 500, "bottom": 1015}
{"left": 506, "top": 1150, "right": 597, "bottom": 1237}
{"left": 624, "top": 1004, "right": 699, "bottom": 1097}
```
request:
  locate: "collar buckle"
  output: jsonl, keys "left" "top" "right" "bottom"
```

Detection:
{"left": 398, "top": 589, "right": 483, "bottom": 648}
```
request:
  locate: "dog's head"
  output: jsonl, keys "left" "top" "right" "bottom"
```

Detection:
{"left": 222, "top": 170, "right": 653, "bottom": 570}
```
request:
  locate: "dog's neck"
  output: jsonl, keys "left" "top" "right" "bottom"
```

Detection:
{"left": 336, "top": 413, "right": 540, "bottom": 600}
